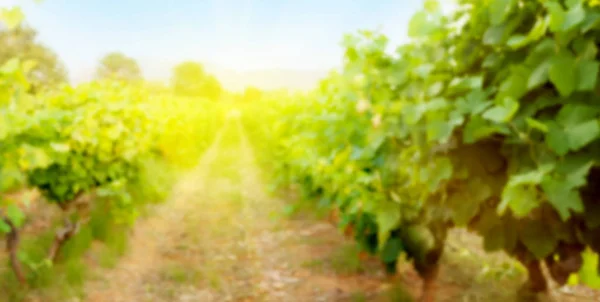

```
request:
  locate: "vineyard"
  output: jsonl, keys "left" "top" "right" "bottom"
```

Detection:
{"left": 4, "top": 0, "right": 600, "bottom": 301}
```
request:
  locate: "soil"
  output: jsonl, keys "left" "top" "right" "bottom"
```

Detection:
{"left": 6, "top": 122, "right": 600, "bottom": 302}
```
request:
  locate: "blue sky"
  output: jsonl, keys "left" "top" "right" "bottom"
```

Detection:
{"left": 2, "top": 1, "right": 450, "bottom": 83}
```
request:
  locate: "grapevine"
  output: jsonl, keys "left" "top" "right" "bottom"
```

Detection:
{"left": 4, "top": 0, "right": 600, "bottom": 299}
{"left": 0, "top": 9, "right": 224, "bottom": 283}
{"left": 242, "top": 0, "right": 600, "bottom": 299}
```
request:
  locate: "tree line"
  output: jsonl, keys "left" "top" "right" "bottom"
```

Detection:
{"left": 0, "top": 23, "right": 223, "bottom": 100}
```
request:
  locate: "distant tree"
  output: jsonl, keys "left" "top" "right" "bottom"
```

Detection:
{"left": 95, "top": 52, "right": 142, "bottom": 82}
{"left": 200, "top": 75, "right": 223, "bottom": 100}
{"left": 0, "top": 25, "right": 68, "bottom": 90}
{"left": 242, "top": 86, "right": 262, "bottom": 102}
{"left": 171, "top": 61, "right": 222, "bottom": 100}
{"left": 172, "top": 61, "right": 205, "bottom": 96}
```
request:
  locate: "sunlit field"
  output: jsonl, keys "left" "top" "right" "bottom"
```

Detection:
{"left": 4, "top": 1, "right": 600, "bottom": 302}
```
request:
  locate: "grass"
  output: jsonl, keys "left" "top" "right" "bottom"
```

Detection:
{"left": 3, "top": 123, "right": 565, "bottom": 302}
{"left": 330, "top": 243, "right": 364, "bottom": 274}
{"left": 0, "top": 199, "right": 138, "bottom": 301}
{"left": 383, "top": 284, "right": 415, "bottom": 302}
{"left": 143, "top": 127, "right": 246, "bottom": 298}
{"left": 348, "top": 292, "right": 369, "bottom": 302}
{"left": 204, "top": 267, "right": 224, "bottom": 291}
{"left": 0, "top": 224, "right": 83, "bottom": 302}
{"left": 1, "top": 124, "right": 249, "bottom": 302}
{"left": 0, "top": 237, "right": 89, "bottom": 302}
{"left": 159, "top": 262, "right": 202, "bottom": 284}
{"left": 301, "top": 242, "right": 366, "bottom": 275}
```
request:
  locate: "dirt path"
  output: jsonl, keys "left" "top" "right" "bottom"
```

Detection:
{"left": 83, "top": 124, "right": 226, "bottom": 302}
{"left": 83, "top": 121, "right": 387, "bottom": 302}
{"left": 80, "top": 120, "right": 600, "bottom": 302}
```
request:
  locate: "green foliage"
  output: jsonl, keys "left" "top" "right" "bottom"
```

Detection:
{"left": 171, "top": 61, "right": 223, "bottom": 100}
{"left": 0, "top": 76, "right": 159, "bottom": 231}
{"left": 95, "top": 52, "right": 142, "bottom": 82}
{"left": 241, "top": 86, "right": 262, "bottom": 102}
{"left": 150, "top": 91, "right": 225, "bottom": 168}
{"left": 0, "top": 25, "right": 68, "bottom": 91}
{"left": 0, "top": 50, "right": 223, "bottom": 291}
{"left": 243, "top": 0, "right": 600, "bottom": 290}
{"left": 0, "top": 7, "right": 25, "bottom": 30}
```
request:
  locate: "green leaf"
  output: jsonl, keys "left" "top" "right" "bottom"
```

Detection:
{"left": 562, "top": 3, "right": 586, "bottom": 31}
{"left": 579, "top": 249, "right": 600, "bottom": 288}
{"left": 424, "top": 97, "right": 448, "bottom": 111}
{"left": 507, "top": 35, "right": 528, "bottom": 49}
{"left": 50, "top": 142, "right": 71, "bottom": 153}
{"left": 528, "top": 59, "right": 551, "bottom": 89}
{"left": 566, "top": 120, "right": 600, "bottom": 151}
{"left": 513, "top": 165, "right": 554, "bottom": 185}
{"left": 541, "top": 178, "right": 584, "bottom": 220}
{"left": 557, "top": 104, "right": 600, "bottom": 127}
{"left": 403, "top": 104, "right": 425, "bottom": 125}
{"left": 482, "top": 107, "right": 510, "bottom": 123}
{"left": 426, "top": 120, "right": 453, "bottom": 143}
{"left": 558, "top": 155, "right": 594, "bottom": 188}
{"left": 573, "top": 38, "right": 598, "bottom": 60}
{"left": 463, "top": 116, "right": 510, "bottom": 143}
{"left": 564, "top": 0, "right": 581, "bottom": 9}
{"left": 0, "top": 58, "right": 20, "bottom": 74}
{"left": 500, "top": 184, "right": 540, "bottom": 217}
{"left": 545, "top": 2, "right": 567, "bottom": 32}
{"left": 576, "top": 60, "right": 600, "bottom": 91}
{"left": 483, "top": 25, "right": 506, "bottom": 46}
{"left": 546, "top": 122, "right": 570, "bottom": 156}
{"left": 408, "top": 11, "right": 436, "bottom": 38}
{"left": 581, "top": 12, "right": 600, "bottom": 33}
{"left": 0, "top": 220, "right": 10, "bottom": 233}
{"left": 489, "top": 0, "right": 514, "bottom": 25}
{"left": 498, "top": 166, "right": 553, "bottom": 216}
{"left": 376, "top": 202, "right": 401, "bottom": 250}
{"left": 474, "top": 208, "right": 500, "bottom": 234}
{"left": 449, "top": 178, "right": 492, "bottom": 226}
{"left": 424, "top": 0, "right": 439, "bottom": 13}
{"left": 527, "top": 16, "right": 549, "bottom": 41}
{"left": 427, "top": 82, "right": 444, "bottom": 97}
{"left": 482, "top": 97, "right": 519, "bottom": 123}
{"left": 549, "top": 51, "right": 577, "bottom": 96}
{"left": 426, "top": 109, "right": 463, "bottom": 143}
{"left": 483, "top": 53, "right": 502, "bottom": 68}
{"left": 381, "top": 237, "right": 404, "bottom": 263}
{"left": 18, "top": 144, "right": 53, "bottom": 170}
{"left": 526, "top": 118, "right": 549, "bottom": 133}
{"left": 455, "top": 90, "right": 492, "bottom": 115}
{"left": 497, "top": 66, "right": 530, "bottom": 101}
{"left": 6, "top": 204, "right": 25, "bottom": 228}
{"left": 422, "top": 157, "right": 453, "bottom": 192}
{"left": 414, "top": 64, "right": 435, "bottom": 78}
{"left": 0, "top": 7, "right": 25, "bottom": 30}
{"left": 483, "top": 222, "right": 517, "bottom": 252}
{"left": 541, "top": 156, "right": 592, "bottom": 220}
{"left": 520, "top": 220, "right": 558, "bottom": 259}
